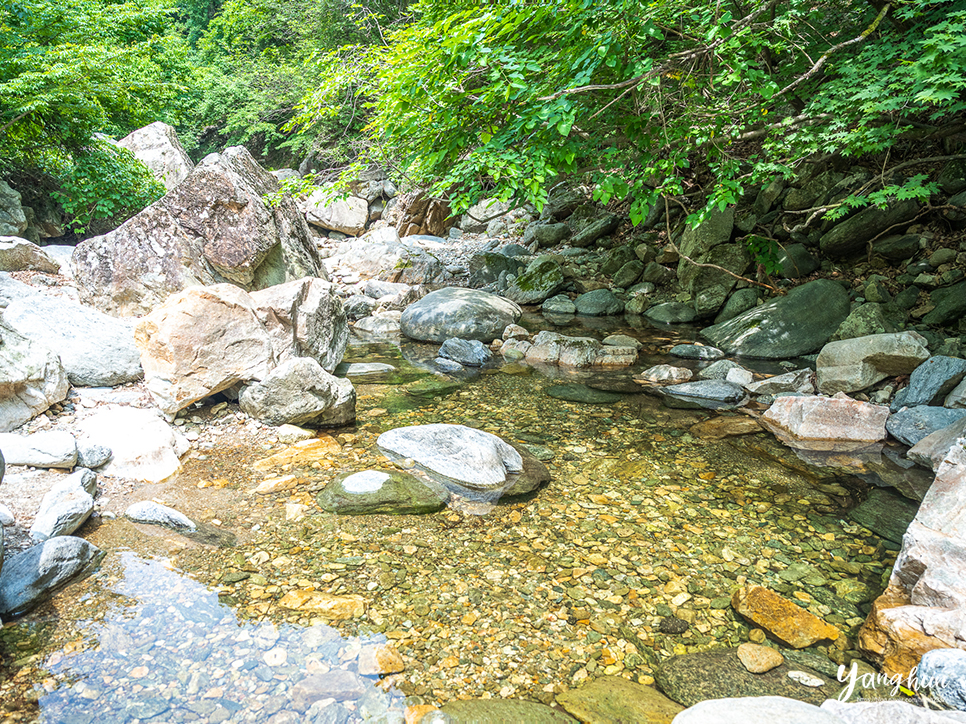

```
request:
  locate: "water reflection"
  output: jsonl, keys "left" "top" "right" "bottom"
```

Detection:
{"left": 35, "top": 552, "right": 405, "bottom": 724}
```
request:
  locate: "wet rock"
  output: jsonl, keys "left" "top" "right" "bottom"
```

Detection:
{"left": 891, "top": 356, "right": 966, "bottom": 412}
{"left": 654, "top": 649, "right": 831, "bottom": 707}
{"left": 737, "top": 643, "right": 784, "bottom": 674}
{"left": 0, "top": 321, "right": 69, "bottom": 432}
{"left": 849, "top": 488, "right": 919, "bottom": 544}
{"left": 135, "top": 284, "right": 276, "bottom": 418}
{"left": 77, "top": 406, "right": 189, "bottom": 482}
{"left": 674, "top": 697, "right": 838, "bottom": 724}
{"left": 637, "top": 365, "right": 692, "bottom": 384}
{"left": 651, "top": 380, "right": 748, "bottom": 410}
{"left": 337, "top": 362, "right": 396, "bottom": 378}
{"left": 816, "top": 332, "right": 930, "bottom": 395}
{"left": 603, "top": 334, "right": 642, "bottom": 350}
{"left": 526, "top": 331, "right": 601, "bottom": 367}
{"left": 29, "top": 471, "right": 96, "bottom": 540}
{"left": 761, "top": 394, "right": 889, "bottom": 451}
{"left": 731, "top": 586, "right": 840, "bottom": 648}
{"left": 918, "top": 648, "right": 966, "bottom": 711}
{"left": 696, "top": 359, "right": 747, "bottom": 381}
{"left": 645, "top": 302, "right": 696, "bottom": 325}
{"left": 277, "top": 590, "right": 365, "bottom": 620}
{"left": 117, "top": 121, "right": 194, "bottom": 190}
{"left": 670, "top": 344, "right": 723, "bottom": 360}
{"left": 820, "top": 199, "right": 919, "bottom": 258}
{"left": 316, "top": 470, "right": 448, "bottom": 515}
{"left": 659, "top": 616, "right": 690, "bottom": 634}
{"left": 438, "top": 338, "right": 492, "bottom": 367}
{"left": 702, "top": 280, "right": 850, "bottom": 359}
{"left": 125, "top": 501, "right": 197, "bottom": 531}
{"left": 555, "top": 676, "right": 683, "bottom": 723}
{"left": 504, "top": 257, "right": 567, "bottom": 305}
{"left": 291, "top": 670, "right": 367, "bottom": 711}
{"left": 546, "top": 384, "right": 622, "bottom": 404}
{"left": 746, "top": 369, "right": 813, "bottom": 396}
{"left": 377, "top": 424, "right": 523, "bottom": 489}
{"left": 0, "top": 430, "right": 77, "bottom": 468}
{"left": 357, "top": 644, "right": 405, "bottom": 676}
{"left": 436, "top": 698, "right": 577, "bottom": 722}
{"left": 574, "top": 289, "right": 623, "bottom": 316}
{"left": 0, "top": 237, "right": 60, "bottom": 273}
{"left": 886, "top": 406, "right": 966, "bottom": 447}
{"left": 542, "top": 294, "right": 576, "bottom": 315}
{"left": 72, "top": 146, "right": 323, "bottom": 317}
{"left": 400, "top": 288, "right": 522, "bottom": 343}
{"left": 690, "top": 416, "right": 762, "bottom": 440}
{"left": 908, "top": 417, "right": 966, "bottom": 471}
{"left": 250, "top": 277, "right": 349, "bottom": 373}
{"left": 239, "top": 357, "right": 356, "bottom": 428}
{"left": 3, "top": 293, "right": 143, "bottom": 386}
{"left": 0, "top": 536, "right": 103, "bottom": 618}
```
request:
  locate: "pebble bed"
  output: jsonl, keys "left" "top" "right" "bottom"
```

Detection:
{"left": 0, "top": 339, "right": 898, "bottom": 722}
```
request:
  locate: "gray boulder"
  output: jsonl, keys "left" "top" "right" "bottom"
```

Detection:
{"left": 3, "top": 294, "right": 143, "bottom": 386}
{"left": 820, "top": 200, "right": 919, "bottom": 257}
{"left": 76, "top": 442, "right": 112, "bottom": 469}
{"left": 438, "top": 338, "right": 491, "bottom": 367}
{"left": 0, "top": 180, "right": 27, "bottom": 237}
{"left": 343, "top": 294, "right": 377, "bottom": 320}
{"left": 892, "top": 355, "right": 966, "bottom": 411}
{"left": 685, "top": 244, "right": 751, "bottom": 318}
{"left": 908, "top": 417, "right": 966, "bottom": 471}
{"left": 570, "top": 214, "right": 619, "bottom": 247}
{"left": 316, "top": 470, "right": 448, "bottom": 515}
{"left": 816, "top": 331, "right": 930, "bottom": 395}
{"left": 117, "top": 121, "right": 194, "bottom": 190}
{"left": 303, "top": 186, "right": 368, "bottom": 236}
{"left": 542, "top": 294, "right": 576, "bottom": 315}
{"left": 829, "top": 303, "right": 899, "bottom": 342}
{"left": 29, "top": 471, "right": 96, "bottom": 540}
{"left": 400, "top": 287, "right": 521, "bottom": 343}
{"left": 701, "top": 279, "right": 850, "bottom": 359}
{"left": 746, "top": 369, "right": 814, "bottom": 396}
{"left": 923, "top": 281, "right": 966, "bottom": 326}
{"left": 715, "top": 288, "right": 759, "bottom": 324}
{"left": 71, "top": 146, "right": 323, "bottom": 317}
{"left": 377, "top": 424, "right": 523, "bottom": 490}
{"left": 0, "top": 321, "right": 69, "bottom": 432}
{"left": 125, "top": 501, "right": 196, "bottom": 531}
{"left": 918, "top": 648, "right": 966, "bottom": 711}
{"left": 670, "top": 344, "right": 723, "bottom": 360}
{"left": 574, "top": 289, "right": 623, "bottom": 316}
{"left": 939, "top": 158, "right": 966, "bottom": 195}
{"left": 777, "top": 244, "right": 819, "bottom": 279}
{"left": 873, "top": 234, "right": 922, "bottom": 261}
{"left": 504, "top": 256, "right": 566, "bottom": 304}
{"left": 523, "top": 222, "right": 571, "bottom": 248}
{"left": 887, "top": 406, "right": 966, "bottom": 446}
{"left": 677, "top": 208, "right": 734, "bottom": 267}
{"left": 0, "top": 237, "right": 60, "bottom": 273}
{"left": 467, "top": 252, "right": 525, "bottom": 288}
{"left": 696, "top": 360, "right": 747, "bottom": 380}
{"left": 651, "top": 380, "right": 748, "bottom": 410}
{"left": 0, "top": 430, "right": 77, "bottom": 468}
{"left": 239, "top": 357, "right": 355, "bottom": 428}
{"left": 645, "top": 302, "right": 697, "bottom": 325}
{"left": 0, "top": 536, "right": 103, "bottom": 618}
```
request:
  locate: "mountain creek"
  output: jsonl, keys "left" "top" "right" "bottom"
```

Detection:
{"left": 0, "top": 312, "right": 899, "bottom": 723}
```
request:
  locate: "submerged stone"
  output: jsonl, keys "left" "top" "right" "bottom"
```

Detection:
{"left": 546, "top": 384, "right": 623, "bottom": 404}
{"left": 316, "top": 470, "right": 448, "bottom": 515}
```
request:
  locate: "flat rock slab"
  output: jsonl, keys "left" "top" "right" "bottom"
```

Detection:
{"left": 555, "top": 676, "right": 683, "bottom": 723}
{"left": 401, "top": 287, "right": 522, "bottom": 342}
{"left": 731, "top": 585, "right": 840, "bottom": 649}
{"left": 669, "top": 344, "right": 724, "bottom": 360}
{"left": 701, "top": 279, "right": 850, "bottom": 359}
{"left": 377, "top": 424, "right": 523, "bottom": 489}
{"left": 649, "top": 380, "right": 748, "bottom": 410}
{"left": 316, "top": 470, "right": 448, "bottom": 515}
{"left": 908, "top": 417, "right": 966, "bottom": 471}
{"left": 437, "top": 699, "right": 577, "bottom": 723}
{"left": 848, "top": 488, "right": 919, "bottom": 544}
{"left": 336, "top": 363, "right": 397, "bottom": 377}
{"left": 892, "top": 355, "right": 966, "bottom": 411}
{"left": 654, "top": 649, "right": 832, "bottom": 708}
{"left": 673, "top": 696, "right": 840, "bottom": 724}
{"left": 886, "top": 406, "right": 966, "bottom": 447}
{"left": 0, "top": 430, "right": 77, "bottom": 468}
{"left": 546, "top": 384, "right": 623, "bottom": 404}
{"left": 125, "top": 501, "right": 197, "bottom": 531}
{"left": 761, "top": 394, "right": 889, "bottom": 451}
{"left": 816, "top": 331, "right": 929, "bottom": 395}
{"left": 637, "top": 365, "right": 693, "bottom": 384}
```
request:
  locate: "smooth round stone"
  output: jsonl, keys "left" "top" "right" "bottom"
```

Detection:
{"left": 546, "top": 384, "right": 622, "bottom": 404}
{"left": 603, "top": 334, "right": 642, "bottom": 350}
{"left": 655, "top": 380, "right": 749, "bottom": 410}
{"left": 645, "top": 302, "right": 697, "bottom": 324}
{"left": 669, "top": 343, "right": 724, "bottom": 360}
{"left": 737, "top": 643, "right": 784, "bottom": 674}
{"left": 316, "top": 469, "right": 448, "bottom": 515}
{"left": 574, "top": 289, "right": 624, "bottom": 316}
{"left": 542, "top": 294, "right": 577, "bottom": 315}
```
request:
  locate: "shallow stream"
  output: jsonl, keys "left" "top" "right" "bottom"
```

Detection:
{"left": 0, "top": 314, "right": 901, "bottom": 722}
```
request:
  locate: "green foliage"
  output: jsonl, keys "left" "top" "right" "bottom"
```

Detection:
{"left": 51, "top": 139, "right": 166, "bottom": 233}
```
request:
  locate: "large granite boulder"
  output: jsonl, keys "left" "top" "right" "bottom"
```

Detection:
{"left": 303, "top": 186, "right": 368, "bottom": 236}
{"left": 71, "top": 146, "right": 324, "bottom": 317}
{"left": 134, "top": 284, "right": 275, "bottom": 418}
{"left": 816, "top": 332, "right": 930, "bottom": 395}
{"left": 0, "top": 537, "right": 103, "bottom": 618}
{"left": 0, "top": 180, "right": 27, "bottom": 237}
{"left": 0, "top": 237, "right": 60, "bottom": 273}
{"left": 239, "top": 357, "right": 356, "bottom": 428}
{"left": 859, "top": 440, "right": 966, "bottom": 679}
{"left": 701, "top": 280, "right": 850, "bottom": 359}
{"left": 117, "top": 121, "right": 195, "bottom": 190}
{"left": 504, "top": 256, "right": 567, "bottom": 305}
{"left": 400, "top": 287, "right": 521, "bottom": 343}
{"left": 0, "top": 321, "right": 69, "bottom": 432}
{"left": 29, "top": 471, "right": 96, "bottom": 540}
{"left": 3, "top": 293, "right": 142, "bottom": 387}
{"left": 249, "top": 277, "right": 348, "bottom": 373}
{"left": 761, "top": 394, "right": 890, "bottom": 451}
